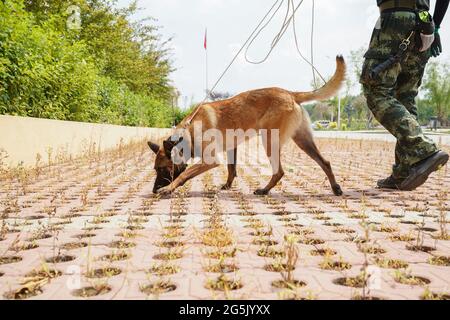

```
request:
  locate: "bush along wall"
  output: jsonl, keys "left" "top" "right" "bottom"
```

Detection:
{"left": 0, "top": 0, "right": 177, "bottom": 128}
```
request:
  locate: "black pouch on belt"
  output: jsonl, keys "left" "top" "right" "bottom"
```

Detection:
{"left": 417, "top": 10, "right": 435, "bottom": 52}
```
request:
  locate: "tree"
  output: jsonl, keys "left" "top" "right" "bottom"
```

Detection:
{"left": 0, "top": 0, "right": 176, "bottom": 127}
{"left": 349, "top": 47, "right": 366, "bottom": 84}
{"left": 312, "top": 102, "right": 331, "bottom": 121}
{"left": 344, "top": 102, "right": 355, "bottom": 127}
{"left": 23, "top": 0, "right": 174, "bottom": 101}
{"left": 422, "top": 61, "right": 450, "bottom": 126}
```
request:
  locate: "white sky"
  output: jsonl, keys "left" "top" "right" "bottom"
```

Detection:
{"left": 117, "top": 0, "right": 450, "bottom": 108}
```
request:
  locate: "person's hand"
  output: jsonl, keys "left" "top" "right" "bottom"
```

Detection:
{"left": 431, "top": 28, "right": 442, "bottom": 57}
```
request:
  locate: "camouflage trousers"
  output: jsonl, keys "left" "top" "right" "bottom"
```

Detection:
{"left": 360, "top": 11, "right": 438, "bottom": 179}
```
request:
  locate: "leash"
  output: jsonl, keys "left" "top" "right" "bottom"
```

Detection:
{"left": 244, "top": 0, "right": 302, "bottom": 64}
{"left": 293, "top": 0, "right": 325, "bottom": 88}
{"left": 310, "top": 0, "right": 320, "bottom": 88}
{"left": 183, "top": 0, "right": 324, "bottom": 127}
{"left": 244, "top": 0, "right": 325, "bottom": 85}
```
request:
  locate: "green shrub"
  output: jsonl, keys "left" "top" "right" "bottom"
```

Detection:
{"left": 329, "top": 122, "right": 338, "bottom": 130}
{"left": 0, "top": 0, "right": 176, "bottom": 128}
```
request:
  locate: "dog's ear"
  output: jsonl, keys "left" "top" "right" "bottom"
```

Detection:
{"left": 147, "top": 141, "right": 160, "bottom": 154}
{"left": 163, "top": 137, "right": 183, "bottom": 155}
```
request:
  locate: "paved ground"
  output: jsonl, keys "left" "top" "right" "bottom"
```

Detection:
{"left": 0, "top": 138, "right": 449, "bottom": 300}
{"left": 314, "top": 131, "right": 450, "bottom": 146}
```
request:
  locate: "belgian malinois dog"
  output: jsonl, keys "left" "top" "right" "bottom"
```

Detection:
{"left": 148, "top": 56, "right": 346, "bottom": 196}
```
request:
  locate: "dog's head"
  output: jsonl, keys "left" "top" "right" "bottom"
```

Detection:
{"left": 148, "top": 138, "right": 188, "bottom": 194}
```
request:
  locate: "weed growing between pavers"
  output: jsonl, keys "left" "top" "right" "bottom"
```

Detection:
{"left": 0, "top": 138, "right": 448, "bottom": 299}
{"left": 0, "top": 256, "right": 22, "bottom": 265}
{"left": 4, "top": 266, "right": 61, "bottom": 300}
{"left": 205, "top": 275, "right": 243, "bottom": 291}
{"left": 375, "top": 257, "right": 409, "bottom": 269}
{"left": 141, "top": 280, "right": 177, "bottom": 295}
{"left": 421, "top": 288, "right": 450, "bottom": 300}
{"left": 72, "top": 284, "right": 112, "bottom": 298}
{"left": 393, "top": 270, "right": 431, "bottom": 286}
{"left": 428, "top": 256, "right": 450, "bottom": 266}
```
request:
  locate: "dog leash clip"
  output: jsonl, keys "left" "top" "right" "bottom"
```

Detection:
{"left": 400, "top": 39, "right": 410, "bottom": 51}
{"left": 399, "top": 31, "right": 414, "bottom": 51}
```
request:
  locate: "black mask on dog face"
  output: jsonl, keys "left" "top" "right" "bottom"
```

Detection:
{"left": 148, "top": 138, "right": 187, "bottom": 193}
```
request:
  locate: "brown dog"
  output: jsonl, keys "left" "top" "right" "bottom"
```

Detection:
{"left": 148, "top": 55, "right": 346, "bottom": 196}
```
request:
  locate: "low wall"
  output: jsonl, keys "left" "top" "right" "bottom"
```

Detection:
{"left": 0, "top": 115, "right": 171, "bottom": 167}
{"left": 2, "top": 115, "right": 448, "bottom": 168}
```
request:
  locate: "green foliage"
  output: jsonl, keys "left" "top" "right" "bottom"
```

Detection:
{"left": 421, "top": 61, "right": 450, "bottom": 126}
{"left": 172, "top": 106, "right": 195, "bottom": 126}
{"left": 315, "top": 48, "right": 450, "bottom": 131}
{"left": 416, "top": 99, "right": 435, "bottom": 125}
{"left": 0, "top": 0, "right": 177, "bottom": 127}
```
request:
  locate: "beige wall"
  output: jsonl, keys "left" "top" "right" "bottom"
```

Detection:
{"left": 3, "top": 115, "right": 448, "bottom": 168}
{"left": 0, "top": 115, "right": 171, "bottom": 167}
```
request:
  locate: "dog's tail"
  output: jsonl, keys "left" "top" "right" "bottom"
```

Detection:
{"left": 291, "top": 55, "right": 346, "bottom": 104}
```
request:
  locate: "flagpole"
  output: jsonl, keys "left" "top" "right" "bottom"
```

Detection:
{"left": 206, "top": 46, "right": 209, "bottom": 98}
{"left": 205, "top": 28, "right": 209, "bottom": 100}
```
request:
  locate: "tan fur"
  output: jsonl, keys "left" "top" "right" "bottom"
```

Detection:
{"left": 154, "top": 56, "right": 346, "bottom": 196}
{"left": 202, "top": 104, "right": 218, "bottom": 128}
{"left": 291, "top": 55, "right": 346, "bottom": 104}
{"left": 181, "top": 56, "right": 345, "bottom": 148}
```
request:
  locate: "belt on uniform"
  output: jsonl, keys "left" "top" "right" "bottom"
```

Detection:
{"left": 379, "top": 0, "right": 416, "bottom": 13}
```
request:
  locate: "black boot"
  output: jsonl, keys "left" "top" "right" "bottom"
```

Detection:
{"left": 400, "top": 151, "right": 449, "bottom": 191}
{"left": 377, "top": 175, "right": 404, "bottom": 190}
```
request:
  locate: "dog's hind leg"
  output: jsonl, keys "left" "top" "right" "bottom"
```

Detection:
{"left": 254, "top": 130, "right": 284, "bottom": 195}
{"left": 292, "top": 129, "right": 343, "bottom": 196}
{"left": 221, "top": 148, "right": 238, "bottom": 190}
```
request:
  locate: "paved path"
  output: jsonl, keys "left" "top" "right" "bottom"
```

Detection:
{"left": 314, "top": 131, "right": 450, "bottom": 147}
{"left": 0, "top": 138, "right": 448, "bottom": 300}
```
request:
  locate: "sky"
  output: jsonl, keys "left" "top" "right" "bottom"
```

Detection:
{"left": 117, "top": 0, "right": 450, "bottom": 108}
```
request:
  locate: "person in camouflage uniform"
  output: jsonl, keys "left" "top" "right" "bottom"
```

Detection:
{"left": 360, "top": 0, "right": 449, "bottom": 191}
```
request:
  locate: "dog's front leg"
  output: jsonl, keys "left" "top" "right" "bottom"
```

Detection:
{"left": 157, "top": 163, "right": 220, "bottom": 195}
{"left": 221, "top": 148, "right": 238, "bottom": 190}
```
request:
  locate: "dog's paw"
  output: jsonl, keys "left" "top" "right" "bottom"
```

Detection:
{"left": 254, "top": 189, "right": 269, "bottom": 196}
{"left": 221, "top": 184, "right": 232, "bottom": 190}
{"left": 157, "top": 186, "right": 173, "bottom": 196}
{"left": 332, "top": 184, "right": 343, "bottom": 196}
